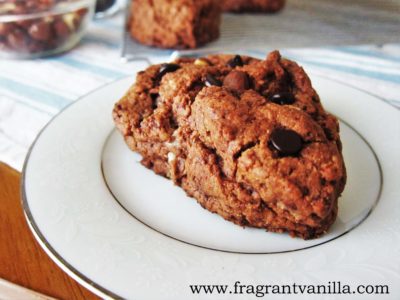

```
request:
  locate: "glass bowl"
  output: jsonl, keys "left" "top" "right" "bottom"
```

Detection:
{"left": 0, "top": 0, "right": 95, "bottom": 59}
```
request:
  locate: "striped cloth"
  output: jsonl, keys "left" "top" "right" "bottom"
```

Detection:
{"left": 0, "top": 15, "right": 399, "bottom": 171}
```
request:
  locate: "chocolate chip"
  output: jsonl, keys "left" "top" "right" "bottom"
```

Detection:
{"left": 268, "top": 92, "right": 295, "bottom": 105}
{"left": 169, "top": 115, "right": 179, "bottom": 129}
{"left": 190, "top": 81, "right": 205, "bottom": 94}
{"left": 157, "top": 63, "right": 180, "bottom": 80}
{"left": 258, "top": 201, "right": 268, "bottom": 211}
{"left": 227, "top": 55, "right": 243, "bottom": 68}
{"left": 323, "top": 128, "right": 333, "bottom": 140}
{"left": 240, "top": 216, "right": 250, "bottom": 226}
{"left": 270, "top": 128, "right": 303, "bottom": 156}
{"left": 223, "top": 71, "right": 250, "bottom": 93}
{"left": 150, "top": 93, "right": 161, "bottom": 109}
{"left": 205, "top": 74, "right": 222, "bottom": 87}
{"left": 301, "top": 187, "right": 310, "bottom": 196}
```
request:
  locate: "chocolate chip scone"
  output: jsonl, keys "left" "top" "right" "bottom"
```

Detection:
{"left": 113, "top": 51, "right": 346, "bottom": 239}
{"left": 223, "top": 0, "right": 285, "bottom": 13}
{"left": 129, "top": 0, "right": 221, "bottom": 49}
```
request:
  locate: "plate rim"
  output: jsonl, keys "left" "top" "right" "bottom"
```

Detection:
{"left": 20, "top": 73, "right": 399, "bottom": 299}
{"left": 20, "top": 77, "right": 130, "bottom": 300}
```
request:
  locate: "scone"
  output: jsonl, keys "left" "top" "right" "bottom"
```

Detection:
{"left": 113, "top": 51, "right": 346, "bottom": 239}
{"left": 223, "top": 0, "right": 285, "bottom": 13}
{"left": 129, "top": 0, "right": 221, "bottom": 49}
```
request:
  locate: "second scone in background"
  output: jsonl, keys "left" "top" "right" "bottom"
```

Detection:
{"left": 128, "top": 0, "right": 286, "bottom": 49}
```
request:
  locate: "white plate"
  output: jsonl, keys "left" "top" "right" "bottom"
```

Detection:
{"left": 22, "top": 74, "right": 400, "bottom": 300}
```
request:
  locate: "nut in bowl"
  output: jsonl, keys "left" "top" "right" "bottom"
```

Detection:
{"left": 0, "top": 0, "right": 94, "bottom": 59}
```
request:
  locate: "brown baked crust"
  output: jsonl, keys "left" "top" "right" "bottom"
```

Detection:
{"left": 113, "top": 51, "right": 346, "bottom": 239}
{"left": 129, "top": 0, "right": 221, "bottom": 49}
{"left": 223, "top": 0, "right": 285, "bottom": 13}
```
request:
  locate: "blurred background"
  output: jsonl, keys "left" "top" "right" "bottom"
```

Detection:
{"left": 218, "top": 0, "right": 400, "bottom": 48}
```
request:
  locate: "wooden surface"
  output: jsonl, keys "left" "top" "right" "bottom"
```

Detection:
{"left": 0, "top": 162, "right": 100, "bottom": 300}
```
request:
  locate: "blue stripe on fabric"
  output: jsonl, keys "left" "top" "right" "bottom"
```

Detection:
{"left": 250, "top": 48, "right": 400, "bottom": 71}
{"left": 81, "top": 35, "right": 119, "bottom": 49}
{"left": 246, "top": 49, "right": 400, "bottom": 83}
{"left": 93, "top": 20, "right": 122, "bottom": 30}
{"left": 289, "top": 58, "right": 400, "bottom": 84}
{"left": 0, "top": 76, "right": 70, "bottom": 110}
{"left": 4, "top": 96, "right": 54, "bottom": 116}
{"left": 329, "top": 47, "right": 400, "bottom": 63}
{"left": 283, "top": 51, "right": 400, "bottom": 72}
{"left": 51, "top": 56, "right": 128, "bottom": 79}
